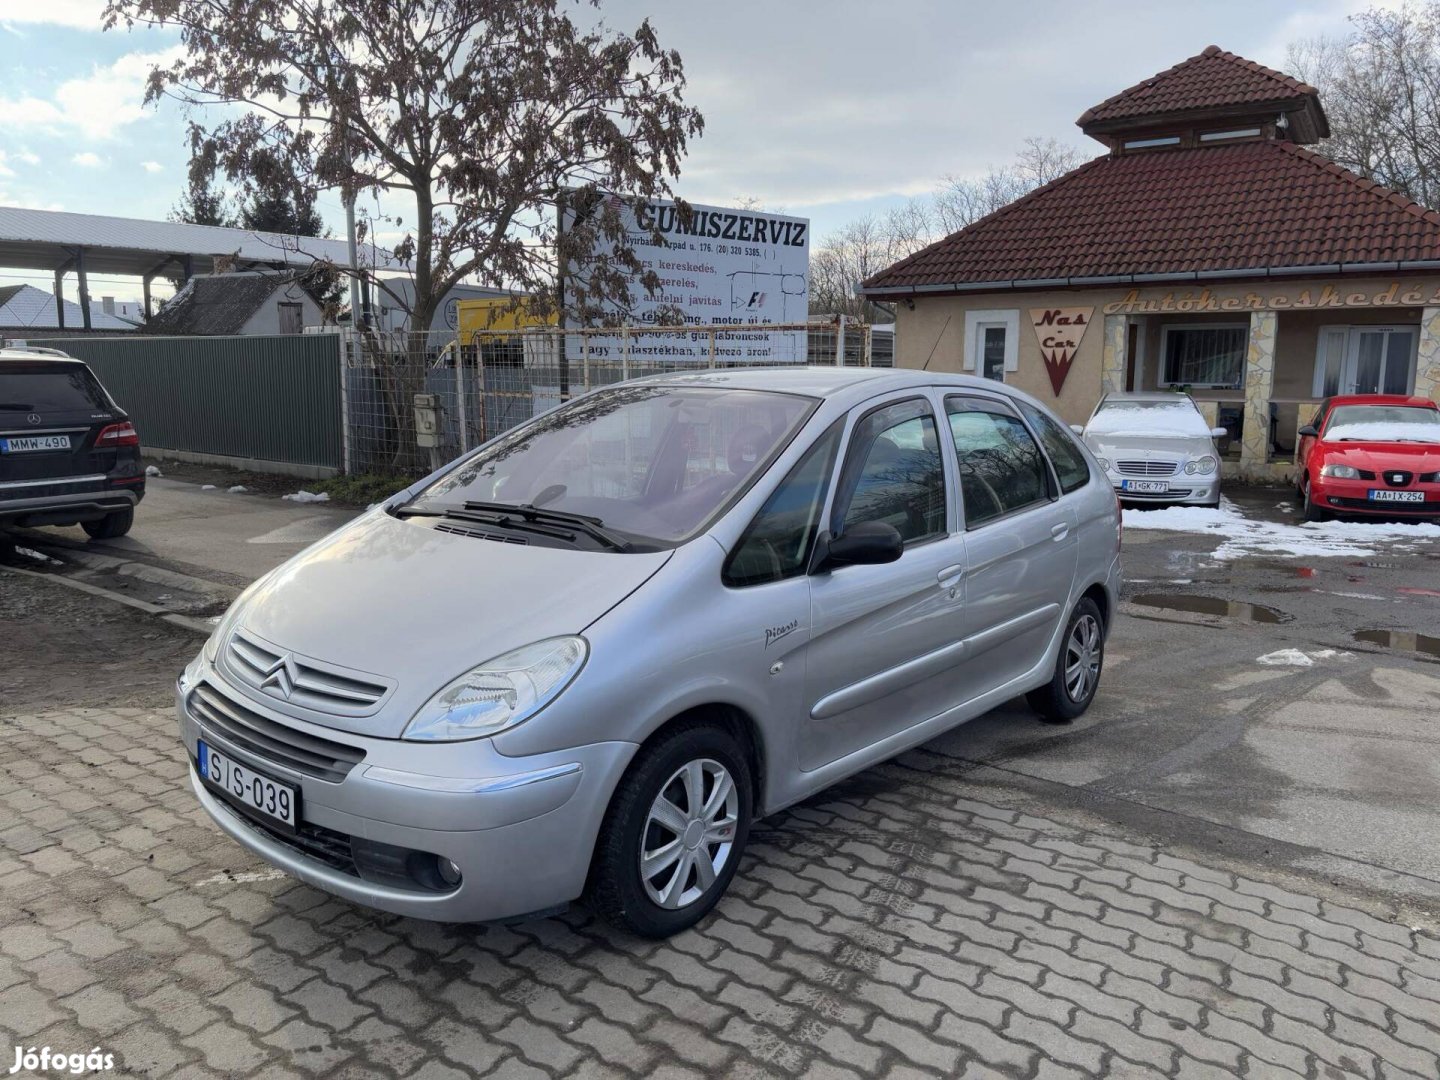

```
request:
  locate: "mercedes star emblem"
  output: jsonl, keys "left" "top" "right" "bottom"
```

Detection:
{"left": 26, "top": 414, "right": 41, "bottom": 425}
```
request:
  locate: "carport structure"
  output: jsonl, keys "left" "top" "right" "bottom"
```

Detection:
{"left": 0, "top": 205, "right": 399, "bottom": 329}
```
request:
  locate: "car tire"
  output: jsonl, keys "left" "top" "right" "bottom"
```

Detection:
{"left": 587, "top": 721, "right": 752, "bottom": 938}
{"left": 1301, "top": 477, "right": 1328, "bottom": 523}
{"left": 82, "top": 507, "right": 133, "bottom": 540}
{"left": 1027, "top": 597, "right": 1105, "bottom": 724}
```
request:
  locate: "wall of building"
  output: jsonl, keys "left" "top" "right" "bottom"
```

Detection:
{"left": 237, "top": 282, "right": 324, "bottom": 336}
{"left": 894, "top": 274, "right": 1440, "bottom": 426}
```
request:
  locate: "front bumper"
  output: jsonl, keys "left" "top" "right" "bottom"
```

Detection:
{"left": 1311, "top": 478, "right": 1440, "bottom": 517}
{"left": 1110, "top": 476, "right": 1219, "bottom": 505}
{"left": 177, "top": 670, "right": 636, "bottom": 922}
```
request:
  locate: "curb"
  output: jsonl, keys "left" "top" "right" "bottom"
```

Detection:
{"left": 0, "top": 564, "right": 215, "bottom": 636}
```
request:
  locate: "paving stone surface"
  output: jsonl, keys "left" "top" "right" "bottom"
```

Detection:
{"left": 2, "top": 706, "right": 1439, "bottom": 1078}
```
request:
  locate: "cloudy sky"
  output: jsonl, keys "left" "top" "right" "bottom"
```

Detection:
{"left": 0, "top": 0, "right": 1390, "bottom": 300}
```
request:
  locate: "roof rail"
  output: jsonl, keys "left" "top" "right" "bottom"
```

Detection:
{"left": 0, "top": 345, "right": 76, "bottom": 359}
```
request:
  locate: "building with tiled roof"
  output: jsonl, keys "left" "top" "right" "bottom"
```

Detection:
{"left": 864, "top": 45, "right": 1440, "bottom": 479}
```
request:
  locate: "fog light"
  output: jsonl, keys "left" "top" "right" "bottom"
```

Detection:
{"left": 437, "top": 857, "right": 462, "bottom": 887}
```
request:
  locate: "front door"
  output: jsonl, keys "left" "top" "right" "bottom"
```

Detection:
{"left": 1344, "top": 328, "right": 1416, "bottom": 395}
{"left": 944, "top": 394, "right": 1078, "bottom": 698}
{"left": 802, "top": 395, "right": 968, "bottom": 771}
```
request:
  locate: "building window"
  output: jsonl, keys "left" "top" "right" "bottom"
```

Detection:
{"left": 1199, "top": 128, "right": 1262, "bottom": 142}
{"left": 963, "top": 309, "right": 1018, "bottom": 380}
{"left": 1160, "top": 323, "right": 1248, "bottom": 388}
{"left": 1313, "top": 326, "right": 1417, "bottom": 397}
{"left": 277, "top": 302, "right": 304, "bottom": 335}
{"left": 1123, "top": 135, "right": 1181, "bottom": 149}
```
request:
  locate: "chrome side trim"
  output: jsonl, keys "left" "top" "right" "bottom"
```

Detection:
{"left": 362, "top": 761, "right": 582, "bottom": 794}
{"left": 0, "top": 473, "right": 108, "bottom": 490}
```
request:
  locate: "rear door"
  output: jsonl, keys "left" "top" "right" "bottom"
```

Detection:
{"left": 0, "top": 362, "right": 121, "bottom": 494}
{"left": 945, "top": 393, "right": 1078, "bottom": 698}
{"left": 802, "top": 394, "right": 968, "bottom": 770}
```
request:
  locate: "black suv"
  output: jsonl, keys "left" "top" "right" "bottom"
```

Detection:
{"left": 0, "top": 347, "right": 144, "bottom": 539}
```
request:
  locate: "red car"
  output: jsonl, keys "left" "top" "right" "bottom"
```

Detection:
{"left": 1296, "top": 394, "right": 1440, "bottom": 522}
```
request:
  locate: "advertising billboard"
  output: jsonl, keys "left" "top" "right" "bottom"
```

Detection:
{"left": 562, "top": 194, "right": 810, "bottom": 362}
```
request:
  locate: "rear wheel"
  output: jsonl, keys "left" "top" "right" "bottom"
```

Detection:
{"left": 1301, "top": 476, "right": 1328, "bottom": 523}
{"left": 587, "top": 722, "right": 752, "bottom": 938}
{"left": 82, "top": 507, "right": 133, "bottom": 539}
{"left": 1027, "top": 598, "right": 1104, "bottom": 724}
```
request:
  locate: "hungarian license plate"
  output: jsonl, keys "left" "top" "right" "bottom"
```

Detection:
{"left": 198, "top": 740, "right": 298, "bottom": 830}
{"left": 0, "top": 434, "right": 70, "bottom": 453}
{"left": 1368, "top": 489, "right": 1424, "bottom": 503}
{"left": 1121, "top": 479, "right": 1170, "bottom": 494}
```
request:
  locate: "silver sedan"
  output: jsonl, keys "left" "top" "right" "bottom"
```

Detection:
{"left": 1077, "top": 391, "right": 1228, "bottom": 507}
{"left": 177, "top": 367, "right": 1121, "bottom": 937}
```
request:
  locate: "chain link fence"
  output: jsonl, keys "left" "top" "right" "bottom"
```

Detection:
{"left": 339, "top": 321, "right": 880, "bottom": 476}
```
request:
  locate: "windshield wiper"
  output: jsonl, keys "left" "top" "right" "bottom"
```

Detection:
{"left": 463, "top": 500, "right": 633, "bottom": 552}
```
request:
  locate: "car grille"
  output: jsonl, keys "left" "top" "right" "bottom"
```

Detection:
{"left": 226, "top": 628, "right": 390, "bottom": 716}
{"left": 1115, "top": 460, "right": 1178, "bottom": 477}
{"left": 189, "top": 682, "right": 365, "bottom": 783}
{"left": 434, "top": 521, "right": 528, "bottom": 544}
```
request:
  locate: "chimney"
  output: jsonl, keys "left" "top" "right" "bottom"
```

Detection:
{"left": 102, "top": 296, "right": 115, "bottom": 315}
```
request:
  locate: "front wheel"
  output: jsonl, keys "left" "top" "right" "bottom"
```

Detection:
{"left": 1301, "top": 477, "right": 1328, "bottom": 523}
{"left": 587, "top": 722, "right": 752, "bottom": 938}
{"left": 82, "top": 507, "right": 133, "bottom": 539}
{"left": 1027, "top": 598, "right": 1104, "bottom": 723}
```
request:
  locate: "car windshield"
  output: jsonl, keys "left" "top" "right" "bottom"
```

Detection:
{"left": 408, "top": 385, "right": 815, "bottom": 547}
{"left": 1086, "top": 398, "right": 1213, "bottom": 439}
{"left": 0, "top": 366, "right": 113, "bottom": 412}
{"left": 1323, "top": 405, "right": 1440, "bottom": 443}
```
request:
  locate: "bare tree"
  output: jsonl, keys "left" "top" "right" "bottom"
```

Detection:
{"left": 104, "top": 0, "right": 704, "bottom": 335}
{"left": 1288, "top": 3, "right": 1440, "bottom": 208}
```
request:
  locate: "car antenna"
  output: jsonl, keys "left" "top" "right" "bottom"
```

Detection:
{"left": 921, "top": 314, "right": 952, "bottom": 372}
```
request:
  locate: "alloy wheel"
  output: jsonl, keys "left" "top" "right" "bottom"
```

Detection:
{"left": 1064, "top": 614, "right": 1102, "bottom": 702}
{"left": 639, "top": 758, "right": 739, "bottom": 909}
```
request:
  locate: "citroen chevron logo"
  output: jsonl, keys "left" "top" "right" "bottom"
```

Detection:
{"left": 259, "top": 653, "right": 300, "bottom": 700}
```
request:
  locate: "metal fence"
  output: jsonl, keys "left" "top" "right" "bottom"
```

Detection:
{"left": 40, "top": 333, "right": 344, "bottom": 473}
{"left": 342, "top": 321, "right": 879, "bottom": 476}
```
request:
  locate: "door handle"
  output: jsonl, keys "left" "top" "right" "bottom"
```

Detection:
{"left": 1050, "top": 523, "right": 1070, "bottom": 541}
{"left": 937, "top": 564, "right": 964, "bottom": 589}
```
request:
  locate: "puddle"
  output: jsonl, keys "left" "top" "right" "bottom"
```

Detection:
{"left": 1353, "top": 629, "right": 1440, "bottom": 661}
{"left": 1131, "top": 593, "right": 1292, "bottom": 623}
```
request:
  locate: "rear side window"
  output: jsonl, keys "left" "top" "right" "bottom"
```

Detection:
{"left": 1018, "top": 402, "right": 1091, "bottom": 494}
{"left": 724, "top": 423, "right": 841, "bottom": 588}
{"left": 945, "top": 396, "right": 1052, "bottom": 528}
{"left": 0, "top": 366, "right": 113, "bottom": 412}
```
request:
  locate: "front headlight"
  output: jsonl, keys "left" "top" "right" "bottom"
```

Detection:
{"left": 403, "top": 637, "right": 589, "bottom": 742}
{"left": 1320, "top": 463, "right": 1362, "bottom": 479}
{"left": 1185, "top": 456, "right": 1217, "bottom": 475}
{"left": 1095, "top": 457, "right": 1112, "bottom": 472}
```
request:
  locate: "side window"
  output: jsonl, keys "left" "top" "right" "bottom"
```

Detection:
{"left": 945, "top": 397, "right": 1052, "bottom": 528}
{"left": 1018, "top": 402, "right": 1091, "bottom": 494}
{"left": 723, "top": 424, "right": 841, "bottom": 587}
{"left": 833, "top": 398, "right": 946, "bottom": 544}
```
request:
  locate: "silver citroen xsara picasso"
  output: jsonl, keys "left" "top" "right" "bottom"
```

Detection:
{"left": 178, "top": 367, "right": 1121, "bottom": 937}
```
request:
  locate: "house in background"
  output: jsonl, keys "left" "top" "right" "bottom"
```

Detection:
{"left": 90, "top": 297, "right": 146, "bottom": 328}
{"left": 144, "top": 271, "right": 325, "bottom": 336}
{"left": 0, "top": 283, "right": 138, "bottom": 334}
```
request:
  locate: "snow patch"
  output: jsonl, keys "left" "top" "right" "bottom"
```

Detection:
{"left": 145, "top": 465, "right": 162, "bottom": 477}
{"left": 1256, "top": 648, "right": 1350, "bottom": 667}
{"left": 282, "top": 490, "right": 331, "bottom": 504}
{"left": 201, "top": 484, "right": 217, "bottom": 491}
{"left": 1123, "top": 499, "right": 1440, "bottom": 560}
{"left": 227, "top": 485, "right": 248, "bottom": 494}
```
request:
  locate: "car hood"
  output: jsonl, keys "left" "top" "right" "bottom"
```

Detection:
{"left": 1319, "top": 441, "right": 1440, "bottom": 473}
{"left": 219, "top": 510, "right": 673, "bottom": 738}
{"left": 1083, "top": 432, "right": 1214, "bottom": 460}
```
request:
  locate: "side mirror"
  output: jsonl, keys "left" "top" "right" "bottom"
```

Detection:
{"left": 1210, "top": 427, "right": 1229, "bottom": 440}
{"left": 818, "top": 522, "right": 904, "bottom": 570}
{"left": 1297, "top": 425, "right": 1319, "bottom": 438}
{"left": 1069, "top": 424, "right": 1085, "bottom": 435}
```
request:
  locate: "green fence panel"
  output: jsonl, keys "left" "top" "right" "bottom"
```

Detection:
{"left": 42, "top": 335, "right": 342, "bottom": 471}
